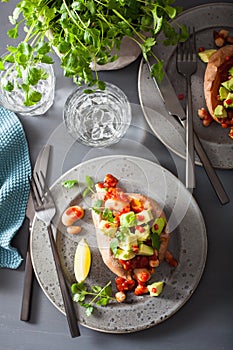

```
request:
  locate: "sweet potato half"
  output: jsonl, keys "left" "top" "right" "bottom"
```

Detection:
{"left": 204, "top": 45, "right": 233, "bottom": 124}
{"left": 91, "top": 192, "right": 170, "bottom": 281}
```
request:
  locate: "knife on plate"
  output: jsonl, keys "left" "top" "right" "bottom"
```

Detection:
{"left": 148, "top": 66, "right": 229, "bottom": 205}
{"left": 20, "top": 144, "right": 51, "bottom": 321}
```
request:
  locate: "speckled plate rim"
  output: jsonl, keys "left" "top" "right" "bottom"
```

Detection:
{"left": 30, "top": 155, "right": 207, "bottom": 333}
{"left": 138, "top": 3, "right": 233, "bottom": 169}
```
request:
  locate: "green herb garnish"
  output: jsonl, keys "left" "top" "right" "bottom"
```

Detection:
{"left": 71, "top": 281, "right": 115, "bottom": 316}
{"left": 92, "top": 199, "right": 103, "bottom": 214}
{"left": 1, "top": 0, "right": 188, "bottom": 105}
{"left": 82, "top": 175, "right": 95, "bottom": 197}
{"left": 102, "top": 208, "right": 115, "bottom": 223}
{"left": 110, "top": 237, "right": 119, "bottom": 255}
{"left": 61, "top": 179, "right": 78, "bottom": 189}
{"left": 151, "top": 232, "right": 161, "bottom": 250}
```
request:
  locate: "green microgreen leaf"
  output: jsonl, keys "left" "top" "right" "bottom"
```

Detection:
{"left": 71, "top": 281, "right": 115, "bottom": 315}
{"left": 61, "top": 180, "right": 78, "bottom": 189}
{"left": 1, "top": 0, "right": 185, "bottom": 101}
{"left": 102, "top": 208, "right": 114, "bottom": 223}
{"left": 110, "top": 237, "right": 119, "bottom": 255}
{"left": 82, "top": 175, "right": 95, "bottom": 197}
{"left": 151, "top": 232, "right": 161, "bottom": 250}
{"left": 150, "top": 61, "right": 164, "bottom": 82}
{"left": 7, "top": 25, "right": 19, "bottom": 39}
{"left": 2, "top": 80, "right": 14, "bottom": 92}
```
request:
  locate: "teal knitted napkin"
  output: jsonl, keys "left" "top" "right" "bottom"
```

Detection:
{"left": 0, "top": 106, "right": 31, "bottom": 269}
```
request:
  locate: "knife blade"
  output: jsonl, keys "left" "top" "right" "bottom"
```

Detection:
{"left": 20, "top": 144, "right": 51, "bottom": 321}
{"left": 148, "top": 64, "right": 229, "bottom": 205}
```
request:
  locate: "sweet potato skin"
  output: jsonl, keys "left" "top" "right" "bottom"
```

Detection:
{"left": 92, "top": 192, "right": 169, "bottom": 279}
{"left": 204, "top": 45, "right": 233, "bottom": 122}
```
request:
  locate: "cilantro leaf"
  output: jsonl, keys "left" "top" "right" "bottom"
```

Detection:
{"left": 102, "top": 208, "right": 114, "bottom": 223}
{"left": 61, "top": 180, "right": 78, "bottom": 189}
{"left": 151, "top": 232, "right": 161, "bottom": 250}
{"left": 71, "top": 281, "right": 115, "bottom": 315}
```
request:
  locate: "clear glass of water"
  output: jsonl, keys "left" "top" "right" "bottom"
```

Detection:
{"left": 63, "top": 82, "right": 132, "bottom": 147}
{"left": 0, "top": 62, "right": 55, "bottom": 117}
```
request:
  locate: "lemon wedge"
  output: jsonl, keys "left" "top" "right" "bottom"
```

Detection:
{"left": 74, "top": 238, "right": 91, "bottom": 283}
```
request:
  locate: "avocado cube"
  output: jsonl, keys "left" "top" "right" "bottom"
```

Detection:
{"left": 118, "top": 232, "right": 138, "bottom": 251}
{"left": 147, "top": 281, "right": 164, "bottom": 296}
{"left": 223, "top": 93, "right": 233, "bottom": 108}
{"left": 115, "top": 248, "right": 135, "bottom": 260}
{"left": 222, "top": 77, "right": 233, "bottom": 92}
{"left": 151, "top": 217, "right": 166, "bottom": 235}
{"left": 214, "top": 105, "right": 227, "bottom": 118}
{"left": 99, "top": 220, "right": 118, "bottom": 237}
{"left": 120, "top": 211, "right": 137, "bottom": 227}
{"left": 137, "top": 243, "right": 154, "bottom": 256}
{"left": 136, "top": 209, "right": 153, "bottom": 225}
{"left": 135, "top": 224, "right": 151, "bottom": 241}
{"left": 198, "top": 49, "right": 216, "bottom": 63}
{"left": 219, "top": 86, "right": 229, "bottom": 101}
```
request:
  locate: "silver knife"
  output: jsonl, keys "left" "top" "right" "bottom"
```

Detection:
{"left": 148, "top": 66, "right": 229, "bottom": 205}
{"left": 20, "top": 144, "right": 51, "bottom": 321}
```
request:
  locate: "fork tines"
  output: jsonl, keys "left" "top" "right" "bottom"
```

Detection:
{"left": 30, "top": 171, "right": 49, "bottom": 207}
{"left": 177, "top": 27, "right": 197, "bottom": 70}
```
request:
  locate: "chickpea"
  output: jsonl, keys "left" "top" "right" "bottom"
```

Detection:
{"left": 229, "top": 127, "right": 233, "bottom": 139}
{"left": 202, "top": 118, "right": 212, "bottom": 127}
{"left": 67, "top": 226, "right": 82, "bottom": 235}
{"left": 218, "top": 29, "right": 229, "bottom": 38}
{"left": 149, "top": 259, "right": 160, "bottom": 268}
{"left": 215, "top": 36, "right": 225, "bottom": 47}
{"left": 115, "top": 291, "right": 126, "bottom": 303}
{"left": 198, "top": 108, "right": 207, "bottom": 119}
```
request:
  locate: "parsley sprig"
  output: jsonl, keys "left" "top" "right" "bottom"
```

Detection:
{"left": 71, "top": 281, "right": 115, "bottom": 316}
{"left": 1, "top": 0, "right": 188, "bottom": 105}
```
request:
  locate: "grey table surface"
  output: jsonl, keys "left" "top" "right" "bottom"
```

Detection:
{"left": 0, "top": 1, "right": 233, "bottom": 349}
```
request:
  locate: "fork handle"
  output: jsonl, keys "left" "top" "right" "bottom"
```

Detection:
{"left": 186, "top": 76, "right": 195, "bottom": 190}
{"left": 47, "top": 225, "right": 80, "bottom": 337}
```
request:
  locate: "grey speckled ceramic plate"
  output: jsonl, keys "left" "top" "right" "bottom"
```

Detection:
{"left": 30, "top": 155, "right": 207, "bottom": 333}
{"left": 138, "top": 3, "right": 233, "bottom": 169}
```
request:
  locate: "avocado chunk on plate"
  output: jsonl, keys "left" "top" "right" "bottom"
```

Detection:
{"left": 137, "top": 243, "right": 154, "bottom": 256}
{"left": 214, "top": 105, "right": 227, "bottom": 118}
{"left": 198, "top": 49, "right": 217, "bottom": 63}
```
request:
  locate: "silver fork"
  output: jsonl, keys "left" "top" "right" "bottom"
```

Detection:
{"left": 30, "top": 171, "right": 80, "bottom": 338}
{"left": 177, "top": 27, "right": 197, "bottom": 190}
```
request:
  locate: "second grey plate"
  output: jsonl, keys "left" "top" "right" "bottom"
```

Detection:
{"left": 138, "top": 3, "right": 233, "bottom": 169}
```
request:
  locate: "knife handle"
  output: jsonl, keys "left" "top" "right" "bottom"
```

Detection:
{"left": 193, "top": 132, "right": 229, "bottom": 205}
{"left": 20, "top": 249, "right": 34, "bottom": 321}
{"left": 47, "top": 225, "right": 80, "bottom": 337}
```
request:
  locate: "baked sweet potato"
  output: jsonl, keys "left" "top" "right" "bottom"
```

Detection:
{"left": 204, "top": 45, "right": 233, "bottom": 127}
{"left": 91, "top": 174, "right": 172, "bottom": 296}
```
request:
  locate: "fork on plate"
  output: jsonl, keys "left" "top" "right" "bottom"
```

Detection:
{"left": 30, "top": 171, "right": 80, "bottom": 338}
{"left": 177, "top": 27, "right": 197, "bottom": 190}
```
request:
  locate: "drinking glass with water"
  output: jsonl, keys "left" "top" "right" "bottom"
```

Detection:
{"left": 63, "top": 82, "right": 132, "bottom": 147}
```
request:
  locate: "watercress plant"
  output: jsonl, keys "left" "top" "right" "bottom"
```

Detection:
{"left": 1, "top": 0, "right": 188, "bottom": 105}
{"left": 71, "top": 280, "right": 115, "bottom": 316}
